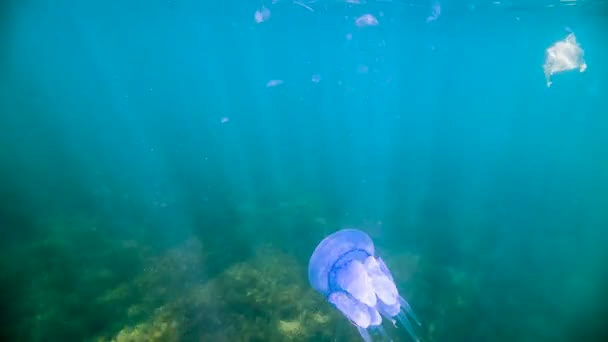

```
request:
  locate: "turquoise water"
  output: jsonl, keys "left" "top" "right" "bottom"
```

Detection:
{"left": 1, "top": 0, "right": 607, "bottom": 341}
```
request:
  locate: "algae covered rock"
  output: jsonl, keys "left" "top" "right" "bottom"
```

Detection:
{"left": 103, "top": 244, "right": 344, "bottom": 341}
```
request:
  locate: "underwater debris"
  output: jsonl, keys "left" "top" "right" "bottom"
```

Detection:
{"left": 543, "top": 32, "right": 587, "bottom": 87}
{"left": 308, "top": 229, "right": 421, "bottom": 342}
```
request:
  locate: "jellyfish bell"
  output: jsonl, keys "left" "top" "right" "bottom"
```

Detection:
{"left": 543, "top": 32, "right": 587, "bottom": 87}
{"left": 308, "top": 229, "right": 420, "bottom": 342}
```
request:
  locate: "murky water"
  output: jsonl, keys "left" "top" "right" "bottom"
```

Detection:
{"left": 1, "top": 1, "right": 607, "bottom": 341}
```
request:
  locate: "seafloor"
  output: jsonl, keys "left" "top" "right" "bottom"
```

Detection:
{"left": 0, "top": 196, "right": 604, "bottom": 342}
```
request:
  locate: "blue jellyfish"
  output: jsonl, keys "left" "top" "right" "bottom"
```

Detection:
{"left": 308, "top": 229, "right": 421, "bottom": 342}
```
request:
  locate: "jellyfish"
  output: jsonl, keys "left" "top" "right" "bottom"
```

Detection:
{"left": 543, "top": 32, "right": 587, "bottom": 87}
{"left": 355, "top": 14, "right": 379, "bottom": 27}
{"left": 308, "top": 229, "right": 421, "bottom": 342}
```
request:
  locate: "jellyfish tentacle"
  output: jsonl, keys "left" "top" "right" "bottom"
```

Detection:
{"left": 328, "top": 291, "right": 371, "bottom": 329}
{"left": 395, "top": 312, "right": 420, "bottom": 342}
{"left": 337, "top": 260, "right": 377, "bottom": 307}
{"left": 376, "top": 295, "right": 401, "bottom": 319}
{"left": 399, "top": 296, "right": 421, "bottom": 326}
{"left": 367, "top": 305, "right": 382, "bottom": 326}
{"left": 357, "top": 326, "right": 373, "bottom": 342}
{"left": 365, "top": 256, "right": 399, "bottom": 306}
{"left": 376, "top": 257, "right": 395, "bottom": 281}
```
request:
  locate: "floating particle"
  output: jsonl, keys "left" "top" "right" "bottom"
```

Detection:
{"left": 346, "top": 32, "right": 353, "bottom": 40}
{"left": 355, "top": 14, "right": 378, "bottom": 27}
{"left": 357, "top": 64, "right": 369, "bottom": 74}
{"left": 254, "top": 7, "right": 271, "bottom": 23}
{"left": 220, "top": 117, "right": 229, "bottom": 124}
{"left": 543, "top": 32, "right": 587, "bottom": 87}
{"left": 293, "top": 0, "right": 314, "bottom": 12}
{"left": 266, "top": 79, "right": 284, "bottom": 87}
{"left": 311, "top": 73, "right": 321, "bottom": 83}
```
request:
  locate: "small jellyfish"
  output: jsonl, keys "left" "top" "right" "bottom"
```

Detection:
{"left": 266, "top": 79, "right": 284, "bottom": 88}
{"left": 543, "top": 32, "right": 587, "bottom": 87}
{"left": 308, "top": 229, "right": 421, "bottom": 342}
{"left": 254, "top": 7, "right": 271, "bottom": 24}
{"left": 355, "top": 14, "right": 379, "bottom": 27}
{"left": 426, "top": 1, "right": 441, "bottom": 23}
